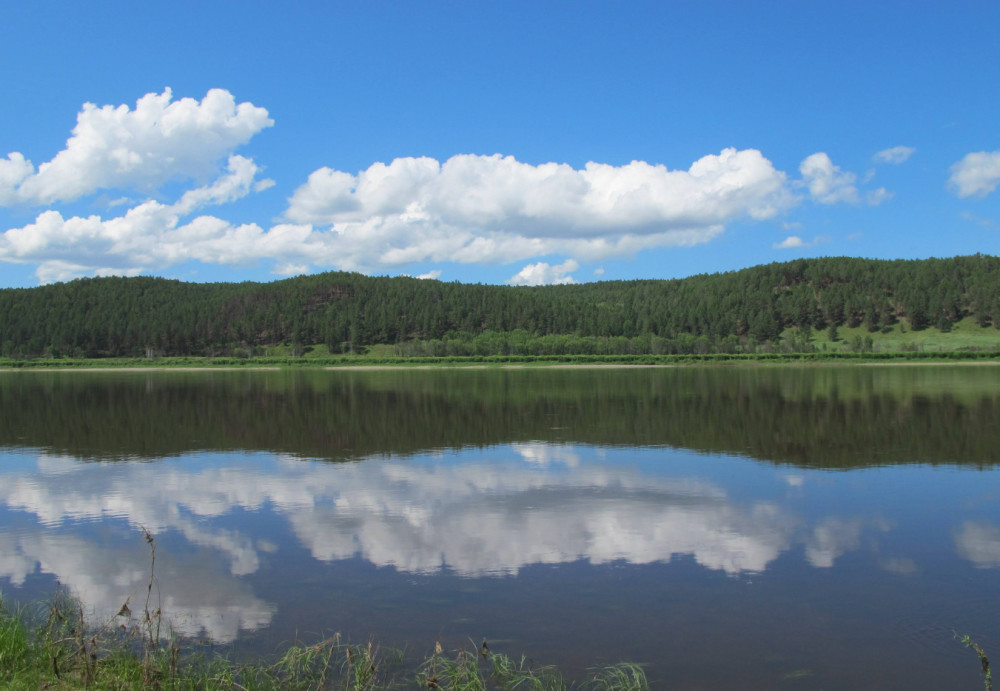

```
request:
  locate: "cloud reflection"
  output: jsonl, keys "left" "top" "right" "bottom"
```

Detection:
{"left": 0, "top": 444, "right": 890, "bottom": 642}
{"left": 955, "top": 521, "right": 1000, "bottom": 568}
{"left": 0, "top": 528, "right": 273, "bottom": 642}
{"left": 804, "top": 518, "right": 863, "bottom": 568}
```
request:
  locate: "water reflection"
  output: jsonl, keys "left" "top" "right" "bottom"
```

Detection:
{"left": 0, "top": 446, "right": 868, "bottom": 580}
{"left": 283, "top": 449, "right": 797, "bottom": 576}
{"left": 0, "top": 367, "right": 998, "bottom": 688}
{"left": 1, "top": 366, "right": 999, "bottom": 468}
{"left": 955, "top": 521, "right": 1000, "bottom": 568}
{"left": 0, "top": 441, "right": 908, "bottom": 644}
{"left": 0, "top": 523, "right": 274, "bottom": 642}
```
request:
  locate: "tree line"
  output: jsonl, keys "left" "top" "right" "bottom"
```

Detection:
{"left": 1, "top": 254, "right": 998, "bottom": 358}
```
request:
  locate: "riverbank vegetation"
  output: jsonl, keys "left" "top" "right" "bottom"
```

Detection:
{"left": 0, "top": 591, "right": 649, "bottom": 690}
{"left": 2, "top": 347, "right": 1000, "bottom": 370}
{"left": 2, "top": 255, "right": 1000, "bottom": 360}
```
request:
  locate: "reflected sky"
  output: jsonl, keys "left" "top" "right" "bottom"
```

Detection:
{"left": 2, "top": 442, "right": 999, "bottom": 656}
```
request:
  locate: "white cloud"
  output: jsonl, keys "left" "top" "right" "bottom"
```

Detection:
{"left": 773, "top": 234, "right": 830, "bottom": 250}
{"left": 866, "top": 187, "right": 891, "bottom": 205}
{"left": 949, "top": 151, "right": 1000, "bottom": 198}
{"left": 774, "top": 235, "right": 804, "bottom": 249}
{"left": 0, "top": 153, "right": 34, "bottom": 206}
{"left": 287, "top": 149, "right": 792, "bottom": 231}
{"left": 281, "top": 149, "right": 795, "bottom": 270}
{"left": 873, "top": 146, "right": 915, "bottom": 165}
{"left": 4, "top": 87, "right": 918, "bottom": 283}
{"left": 799, "top": 153, "right": 861, "bottom": 204}
{"left": 274, "top": 262, "right": 309, "bottom": 276}
{"left": 0, "top": 155, "right": 273, "bottom": 282}
{"left": 3, "top": 143, "right": 799, "bottom": 282}
{"left": 508, "top": 259, "right": 579, "bottom": 286}
{"left": 416, "top": 269, "right": 442, "bottom": 280}
{"left": 0, "top": 88, "right": 272, "bottom": 206}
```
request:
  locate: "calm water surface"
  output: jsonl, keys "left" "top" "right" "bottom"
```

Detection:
{"left": 0, "top": 365, "right": 998, "bottom": 689}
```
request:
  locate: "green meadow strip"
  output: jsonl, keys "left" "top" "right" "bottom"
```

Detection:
{"left": 2, "top": 349, "right": 1000, "bottom": 369}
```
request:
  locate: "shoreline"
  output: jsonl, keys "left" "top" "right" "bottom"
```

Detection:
{"left": 2, "top": 358, "right": 1000, "bottom": 372}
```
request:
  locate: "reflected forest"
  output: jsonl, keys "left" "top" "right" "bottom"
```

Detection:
{"left": 2, "top": 366, "right": 998, "bottom": 469}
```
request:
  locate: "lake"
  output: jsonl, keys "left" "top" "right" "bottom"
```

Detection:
{"left": 0, "top": 365, "right": 998, "bottom": 688}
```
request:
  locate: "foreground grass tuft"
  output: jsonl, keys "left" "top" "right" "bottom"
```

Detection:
{"left": 0, "top": 589, "right": 649, "bottom": 690}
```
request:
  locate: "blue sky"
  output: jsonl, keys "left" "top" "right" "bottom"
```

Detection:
{"left": 1, "top": 1, "right": 997, "bottom": 288}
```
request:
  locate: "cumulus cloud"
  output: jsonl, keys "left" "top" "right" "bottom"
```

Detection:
{"left": 0, "top": 88, "right": 272, "bottom": 206}
{"left": 949, "top": 151, "right": 1000, "bottom": 198}
{"left": 866, "top": 187, "right": 891, "bottom": 205}
{"left": 773, "top": 234, "right": 830, "bottom": 250}
{"left": 508, "top": 259, "right": 579, "bottom": 286}
{"left": 0, "top": 154, "right": 34, "bottom": 206}
{"left": 873, "top": 146, "right": 915, "bottom": 165}
{"left": 798, "top": 153, "right": 890, "bottom": 207}
{"left": 0, "top": 155, "right": 273, "bottom": 282}
{"left": 287, "top": 149, "right": 793, "bottom": 230}
{"left": 280, "top": 149, "right": 795, "bottom": 271}
{"left": 4, "top": 143, "right": 800, "bottom": 282}
{"left": 799, "top": 153, "right": 861, "bottom": 204}
{"left": 2, "top": 87, "right": 914, "bottom": 283}
{"left": 774, "top": 235, "right": 804, "bottom": 249}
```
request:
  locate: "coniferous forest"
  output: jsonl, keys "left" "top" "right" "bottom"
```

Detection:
{"left": 1, "top": 254, "right": 999, "bottom": 359}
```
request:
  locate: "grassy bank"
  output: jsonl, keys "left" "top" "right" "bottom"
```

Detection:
{"left": 0, "top": 591, "right": 649, "bottom": 690}
{"left": 1, "top": 349, "right": 1000, "bottom": 369}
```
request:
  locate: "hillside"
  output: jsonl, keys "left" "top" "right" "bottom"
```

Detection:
{"left": 1, "top": 255, "right": 999, "bottom": 358}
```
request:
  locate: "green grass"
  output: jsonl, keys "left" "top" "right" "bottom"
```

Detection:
{"left": 3, "top": 350, "right": 1000, "bottom": 371}
{"left": 4, "top": 320, "right": 1000, "bottom": 370}
{"left": 804, "top": 316, "right": 1000, "bottom": 352}
{"left": 0, "top": 592, "right": 649, "bottom": 690}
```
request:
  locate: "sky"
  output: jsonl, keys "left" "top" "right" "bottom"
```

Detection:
{"left": 0, "top": 1, "right": 998, "bottom": 288}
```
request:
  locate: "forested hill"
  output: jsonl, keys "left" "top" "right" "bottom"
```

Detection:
{"left": 1, "top": 254, "right": 999, "bottom": 358}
